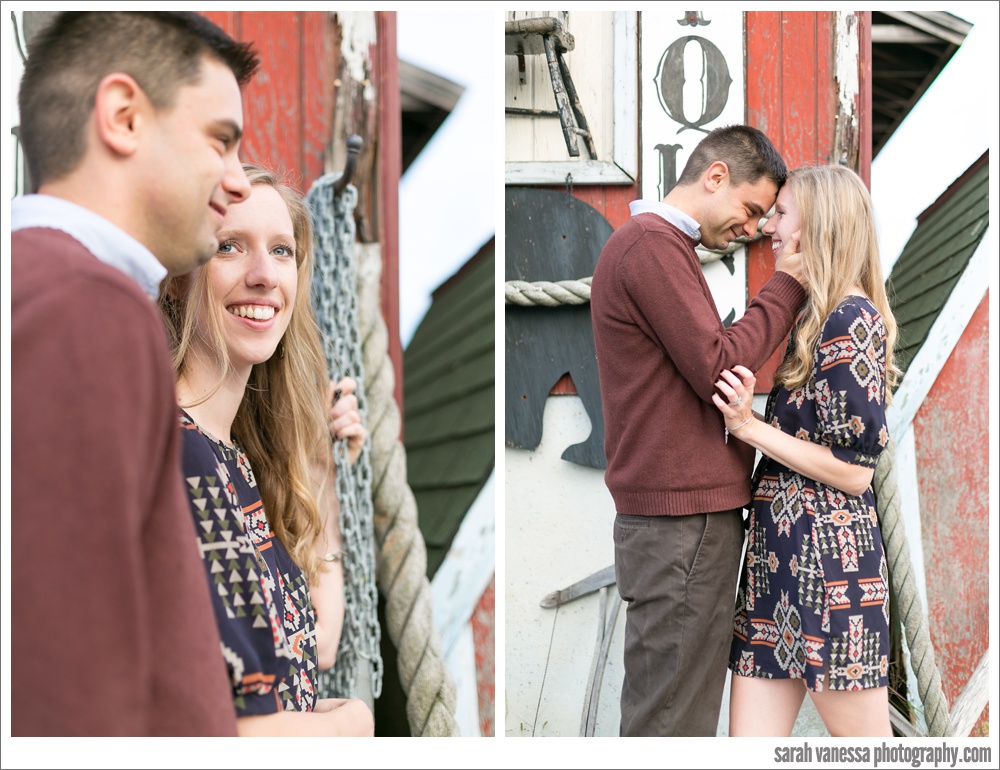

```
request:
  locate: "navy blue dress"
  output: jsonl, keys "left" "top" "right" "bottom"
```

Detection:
{"left": 179, "top": 410, "right": 319, "bottom": 715}
{"left": 729, "top": 297, "right": 891, "bottom": 691}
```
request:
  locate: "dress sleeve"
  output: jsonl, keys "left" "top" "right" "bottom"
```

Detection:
{"left": 178, "top": 421, "right": 285, "bottom": 716}
{"left": 812, "top": 301, "right": 890, "bottom": 469}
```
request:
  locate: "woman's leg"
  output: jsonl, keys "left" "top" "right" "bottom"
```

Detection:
{"left": 809, "top": 686, "right": 892, "bottom": 737}
{"left": 728, "top": 672, "right": 807, "bottom": 736}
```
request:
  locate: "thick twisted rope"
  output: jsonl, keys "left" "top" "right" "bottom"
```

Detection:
{"left": 874, "top": 435, "right": 952, "bottom": 736}
{"left": 506, "top": 277, "right": 591, "bottom": 306}
{"left": 355, "top": 241, "right": 461, "bottom": 737}
{"left": 504, "top": 228, "right": 765, "bottom": 306}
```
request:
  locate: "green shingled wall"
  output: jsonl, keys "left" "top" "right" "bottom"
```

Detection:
{"left": 887, "top": 158, "right": 988, "bottom": 380}
{"left": 403, "top": 239, "right": 495, "bottom": 579}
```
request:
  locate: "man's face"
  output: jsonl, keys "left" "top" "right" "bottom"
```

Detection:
{"left": 136, "top": 56, "right": 251, "bottom": 276}
{"left": 699, "top": 175, "right": 778, "bottom": 252}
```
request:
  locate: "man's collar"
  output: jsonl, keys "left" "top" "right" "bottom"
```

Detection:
{"left": 629, "top": 199, "right": 701, "bottom": 241}
{"left": 12, "top": 194, "right": 167, "bottom": 299}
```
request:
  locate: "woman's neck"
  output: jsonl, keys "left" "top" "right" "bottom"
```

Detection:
{"left": 175, "top": 356, "right": 251, "bottom": 445}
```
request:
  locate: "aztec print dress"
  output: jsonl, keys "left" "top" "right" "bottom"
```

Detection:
{"left": 179, "top": 411, "right": 319, "bottom": 715}
{"left": 729, "top": 296, "right": 891, "bottom": 692}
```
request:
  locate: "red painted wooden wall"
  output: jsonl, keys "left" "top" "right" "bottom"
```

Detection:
{"left": 913, "top": 295, "right": 990, "bottom": 736}
{"left": 203, "top": 11, "right": 334, "bottom": 190}
{"left": 747, "top": 10, "right": 842, "bottom": 393}
{"left": 471, "top": 576, "right": 496, "bottom": 736}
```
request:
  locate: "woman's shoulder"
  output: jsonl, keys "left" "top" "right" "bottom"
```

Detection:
{"left": 822, "top": 295, "right": 882, "bottom": 337}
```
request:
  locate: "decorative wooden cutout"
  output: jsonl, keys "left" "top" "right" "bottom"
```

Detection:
{"left": 505, "top": 186, "right": 612, "bottom": 469}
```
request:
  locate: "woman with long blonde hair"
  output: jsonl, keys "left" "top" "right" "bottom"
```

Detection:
{"left": 160, "top": 164, "right": 372, "bottom": 735}
{"left": 713, "top": 164, "right": 900, "bottom": 736}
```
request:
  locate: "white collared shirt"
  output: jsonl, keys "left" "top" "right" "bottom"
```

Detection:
{"left": 11, "top": 194, "right": 166, "bottom": 299}
{"left": 629, "top": 199, "right": 702, "bottom": 242}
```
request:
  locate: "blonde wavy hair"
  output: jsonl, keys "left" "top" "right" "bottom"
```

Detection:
{"left": 773, "top": 165, "right": 901, "bottom": 403}
{"left": 160, "top": 163, "right": 331, "bottom": 581}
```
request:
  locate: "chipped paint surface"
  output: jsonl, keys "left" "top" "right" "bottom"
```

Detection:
{"left": 913, "top": 296, "right": 990, "bottom": 736}
{"left": 835, "top": 13, "right": 859, "bottom": 110}
{"left": 833, "top": 11, "right": 860, "bottom": 166}
{"left": 338, "top": 12, "right": 377, "bottom": 101}
{"left": 472, "top": 577, "right": 496, "bottom": 737}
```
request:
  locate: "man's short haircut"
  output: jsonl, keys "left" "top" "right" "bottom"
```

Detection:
{"left": 675, "top": 124, "right": 787, "bottom": 189}
{"left": 18, "top": 12, "right": 260, "bottom": 189}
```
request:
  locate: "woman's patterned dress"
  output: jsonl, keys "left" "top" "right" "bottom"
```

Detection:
{"left": 179, "top": 410, "right": 319, "bottom": 715}
{"left": 729, "top": 296, "right": 891, "bottom": 691}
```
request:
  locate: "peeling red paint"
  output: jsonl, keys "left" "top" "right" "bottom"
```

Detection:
{"left": 203, "top": 12, "right": 334, "bottom": 190}
{"left": 914, "top": 294, "right": 989, "bottom": 736}
{"left": 472, "top": 576, "right": 496, "bottom": 737}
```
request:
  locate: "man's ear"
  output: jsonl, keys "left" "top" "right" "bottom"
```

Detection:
{"left": 93, "top": 73, "right": 148, "bottom": 157}
{"left": 704, "top": 160, "right": 730, "bottom": 192}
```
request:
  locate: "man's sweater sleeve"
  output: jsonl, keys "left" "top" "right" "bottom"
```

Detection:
{"left": 622, "top": 229, "right": 806, "bottom": 403}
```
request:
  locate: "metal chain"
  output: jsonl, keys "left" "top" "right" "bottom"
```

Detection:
{"left": 305, "top": 174, "right": 383, "bottom": 700}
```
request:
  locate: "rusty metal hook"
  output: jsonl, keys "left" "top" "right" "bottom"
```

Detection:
{"left": 333, "top": 134, "right": 364, "bottom": 195}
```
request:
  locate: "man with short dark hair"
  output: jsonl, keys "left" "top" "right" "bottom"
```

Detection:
{"left": 591, "top": 124, "right": 807, "bottom": 736}
{"left": 12, "top": 11, "right": 259, "bottom": 736}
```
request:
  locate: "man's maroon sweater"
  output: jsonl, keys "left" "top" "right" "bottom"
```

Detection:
{"left": 12, "top": 227, "right": 237, "bottom": 735}
{"left": 591, "top": 212, "right": 805, "bottom": 516}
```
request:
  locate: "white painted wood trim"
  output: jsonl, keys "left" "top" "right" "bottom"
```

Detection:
{"left": 431, "top": 471, "right": 496, "bottom": 656}
{"left": 887, "top": 234, "right": 989, "bottom": 440}
{"left": 893, "top": 425, "right": 928, "bottom": 615}
{"left": 504, "top": 12, "right": 637, "bottom": 186}
{"left": 505, "top": 159, "right": 635, "bottom": 186}
{"left": 443, "top": 624, "right": 481, "bottom": 737}
{"left": 611, "top": 10, "right": 638, "bottom": 181}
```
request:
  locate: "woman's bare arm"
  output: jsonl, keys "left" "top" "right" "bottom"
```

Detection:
{"left": 236, "top": 698, "right": 373, "bottom": 736}
{"left": 715, "top": 366, "right": 874, "bottom": 496}
{"left": 310, "top": 459, "right": 346, "bottom": 671}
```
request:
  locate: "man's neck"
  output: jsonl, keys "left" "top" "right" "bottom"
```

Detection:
{"left": 39, "top": 165, "right": 141, "bottom": 248}
{"left": 661, "top": 185, "right": 698, "bottom": 222}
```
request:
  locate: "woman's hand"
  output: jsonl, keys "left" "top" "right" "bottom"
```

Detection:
{"left": 314, "top": 697, "right": 375, "bottom": 737}
{"left": 328, "top": 377, "right": 366, "bottom": 465}
{"left": 774, "top": 229, "right": 805, "bottom": 286}
{"left": 712, "top": 365, "right": 757, "bottom": 441}
{"left": 235, "top": 697, "right": 374, "bottom": 736}
{"left": 711, "top": 364, "right": 874, "bottom": 496}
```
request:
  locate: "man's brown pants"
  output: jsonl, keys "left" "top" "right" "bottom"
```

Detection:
{"left": 613, "top": 509, "right": 744, "bottom": 736}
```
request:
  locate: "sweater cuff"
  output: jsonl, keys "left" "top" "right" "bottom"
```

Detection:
{"left": 765, "top": 270, "right": 807, "bottom": 307}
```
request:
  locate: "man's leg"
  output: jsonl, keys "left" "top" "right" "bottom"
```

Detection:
{"left": 614, "top": 509, "right": 744, "bottom": 736}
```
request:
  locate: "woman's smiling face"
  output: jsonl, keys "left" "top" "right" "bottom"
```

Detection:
{"left": 200, "top": 183, "right": 299, "bottom": 375}
{"left": 762, "top": 183, "right": 801, "bottom": 259}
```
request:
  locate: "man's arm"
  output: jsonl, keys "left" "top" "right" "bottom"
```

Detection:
{"left": 11, "top": 273, "right": 235, "bottom": 735}
{"left": 622, "top": 231, "right": 806, "bottom": 403}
